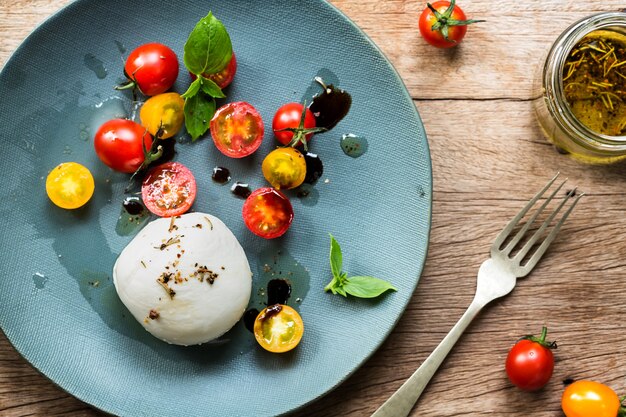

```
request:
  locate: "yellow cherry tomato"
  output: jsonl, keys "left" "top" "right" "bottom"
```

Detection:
{"left": 562, "top": 380, "right": 624, "bottom": 417}
{"left": 253, "top": 304, "right": 304, "bottom": 353}
{"left": 45, "top": 162, "right": 95, "bottom": 209}
{"left": 261, "top": 147, "right": 306, "bottom": 190}
{"left": 139, "top": 92, "right": 185, "bottom": 139}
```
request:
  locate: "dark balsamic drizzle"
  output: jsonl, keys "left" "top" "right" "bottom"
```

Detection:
{"left": 122, "top": 196, "right": 145, "bottom": 215}
{"left": 212, "top": 166, "right": 231, "bottom": 184}
{"left": 308, "top": 76, "right": 352, "bottom": 130}
{"left": 267, "top": 279, "right": 291, "bottom": 305}
{"left": 231, "top": 182, "right": 252, "bottom": 198}
{"left": 303, "top": 152, "right": 323, "bottom": 185}
{"left": 243, "top": 308, "right": 260, "bottom": 333}
{"left": 243, "top": 278, "right": 292, "bottom": 333}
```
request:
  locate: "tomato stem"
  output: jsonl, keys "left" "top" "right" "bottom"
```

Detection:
{"left": 275, "top": 100, "right": 327, "bottom": 151}
{"left": 114, "top": 80, "right": 136, "bottom": 91}
{"left": 523, "top": 326, "right": 557, "bottom": 349}
{"left": 427, "top": 0, "right": 485, "bottom": 43}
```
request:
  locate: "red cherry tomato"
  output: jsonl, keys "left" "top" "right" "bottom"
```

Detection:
{"left": 418, "top": 1, "right": 482, "bottom": 48}
{"left": 190, "top": 52, "right": 237, "bottom": 89}
{"left": 505, "top": 327, "right": 556, "bottom": 391}
{"left": 242, "top": 187, "right": 293, "bottom": 239}
{"left": 121, "top": 43, "right": 179, "bottom": 96}
{"left": 210, "top": 101, "right": 264, "bottom": 158}
{"left": 141, "top": 162, "right": 196, "bottom": 217}
{"left": 272, "top": 103, "right": 316, "bottom": 146}
{"left": 94, "top": 119, "right": 152, "bottom": 173}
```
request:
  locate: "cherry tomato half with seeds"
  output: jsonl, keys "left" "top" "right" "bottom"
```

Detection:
{"left": 46, "top": 162, "right": 94, "bottom": 209}
{"left": 242, "top": 187, "right": 294, "bottom": 239}
{"left": 418, "top": 0, "right": 483, "bottom": 48}
{"left": 141, "top": 162, "right": 196, "bottom": 217}
{"left": 140, "top": 92, "right": 185, "bottom": 139}
{"left": 562, "top": 380, "right": 626, "bottom": 417}
{"left": 210, "top": 101, "right": 264, "bottom": 158}
{"left": 119, "top": 43, "right": 179, "bottom": 96}
{"left": 505, "top": 327, "right": 556, "bottom": 391}
{"left": 253, "top": 304, "right": 304, "bottom": 353}
{"left": 262, "top": 147, "right": 307, "bottom": 190}
{"left": 94, "top": 119, "right": 153, "bottom": 173}
{"left": 190, "top": 52, "right": 237, "bottom": 89}
{"left": 272, "top": 102, "right": 316, "bottom": 146}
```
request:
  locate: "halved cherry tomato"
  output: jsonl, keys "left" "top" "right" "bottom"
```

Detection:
{"left": 46, "top": 162, "right": 94, "bottom": 209}
{"left": 242, "top": 187, "right": 293, "bottom": 239}
{"left": 190, "top": 52, "right": 237, "bottom": 89}
{"left": 94, "top": 119, "right": 152, "bottom": 173}
{"left": 141, "top": 162, "right": 196, "bottom": 217}
{"left": 418, "top": 0, "right": 483, "bottom": 49}
{"left": 505, "top": 327, "right": 556, "bottom": 391}
{"left": 253, "top": 304, "right": 304, "bottom": 353}
{"left": 262, "top": 147, "right": 307, "bottom": 190}
{"left": 140, "top": 92, "right": 185, "bottom": 139}
{"left": 118, "top": 43, "right": 179, "bottom": 96}
{"left": 562, "top": 380, "right": 626, "bottom": 417}
{"left": 272, "top": 102, "right": 316, "bottom": 146}
{"left": 210, "top": 101, "right": 264, "bottom": 158}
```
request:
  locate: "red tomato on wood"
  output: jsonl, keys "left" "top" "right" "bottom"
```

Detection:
{"left": 418, "top": 0, "right": 483, "bottom": 48}
{"left": 505, "top": 327, "right": 556, "bottom": 391}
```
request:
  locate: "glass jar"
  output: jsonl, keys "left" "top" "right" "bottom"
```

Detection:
{"left": 535, "top": 11, "right": 626, "bottom": 164}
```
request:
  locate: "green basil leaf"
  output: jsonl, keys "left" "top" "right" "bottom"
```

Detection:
{"left": 200, "top": 77, "right": 226, "bottom": 98}
{"left": 343, "top": 276, "right": 397, "bottom": 299}
{"left": 184, "top": 92, "right": 216, "bottom": 141}
{"left": 329, "top": 234, "right": 343, "bottom": 279}
{"left": 181, "top": 77, "right": 202, "bottom": 99}
{"left": 184, "top": 12, "right": 233, "bottom": 76}
{"left": 334, "top": 285, "right": 348, "bottom": 297}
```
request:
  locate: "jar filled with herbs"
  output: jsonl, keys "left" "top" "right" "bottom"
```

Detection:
{"left": 535, "top": 11, "right": 626, "bottom": 164}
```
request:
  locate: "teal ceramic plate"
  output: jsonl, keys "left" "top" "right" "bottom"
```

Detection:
{"left": 0, "top": 0, "right": 431, "bottom": 415}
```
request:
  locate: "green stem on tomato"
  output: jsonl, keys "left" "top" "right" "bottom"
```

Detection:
{"left": 274, "top": 99, "right": 327, "bottom": 151}
{"left": 427, "top": 0, "right": 485, "bottom": 43}
{"left": 124, "top": 126, "right": 165, "bottom": 194}
{"left": 524, "top": 326, "right": 557, "bottom": 349}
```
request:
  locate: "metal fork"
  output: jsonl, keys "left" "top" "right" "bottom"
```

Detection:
{"left": 372, "top": 173, "right": 583, "bottom": 417}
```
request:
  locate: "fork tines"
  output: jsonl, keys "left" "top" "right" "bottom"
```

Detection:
{"left": 491, "top": 173, "right": 583, "bottom": 276}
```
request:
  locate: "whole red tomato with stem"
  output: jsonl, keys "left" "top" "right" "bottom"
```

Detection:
{"left": 273, "top": 102, "right": 328, "bottom": 150}
{"left": 562, "top": 380, "right": 626, "bottom": 417}
{"left": 505, "top": 326, "right": 556, "bottom": 391}
{"left": 273, "top": 102, "right": 319, "bottom": 149}
{"left": 116, "top": 43, "right": 179, "bottom": 96}
{"left": 94, "top": 119, "right": 153, "bottom": 173}
{"left": 418, "top": 0, "right": 484, "bottom": 48}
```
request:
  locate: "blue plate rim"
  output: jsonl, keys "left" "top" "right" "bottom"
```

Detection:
{"left": 0, "top": 0, "right": 433, "bottom": 415}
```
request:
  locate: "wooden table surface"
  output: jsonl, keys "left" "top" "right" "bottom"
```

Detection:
{"left": 2, "top": 1, "right": 626, "bottom": 416}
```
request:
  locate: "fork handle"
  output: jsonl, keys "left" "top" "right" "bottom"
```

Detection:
{"left": 371, "top": 298, "right": 486, "bottom": 417}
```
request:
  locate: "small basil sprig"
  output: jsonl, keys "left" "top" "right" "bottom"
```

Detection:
{"left": 182, "top": 12, "right": 232, "bottom": 141}
{"left": 324, "top": 235, "right": 397, "bottom": 298}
